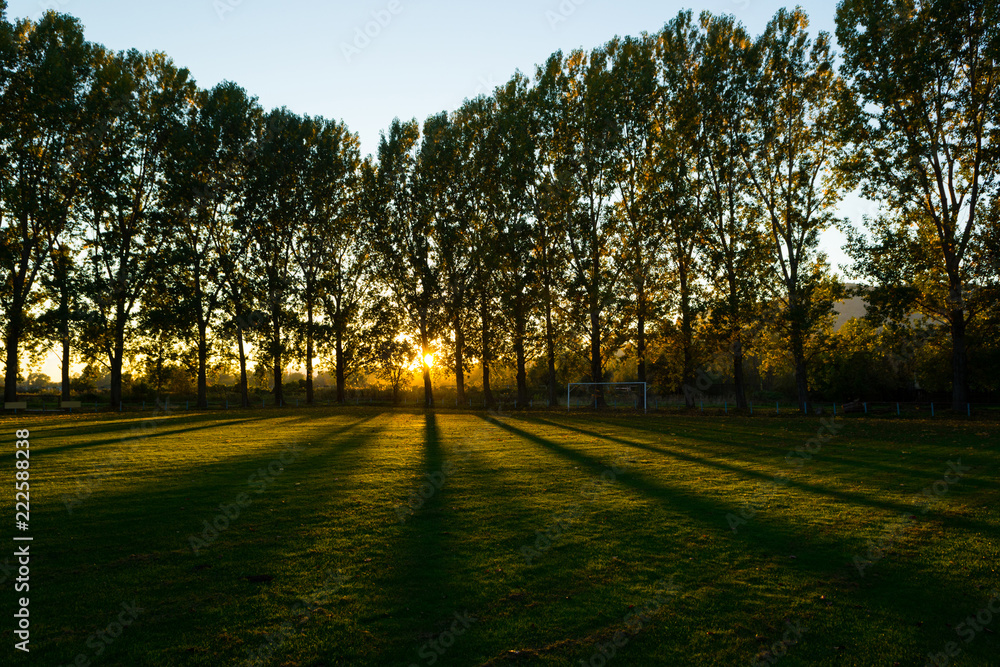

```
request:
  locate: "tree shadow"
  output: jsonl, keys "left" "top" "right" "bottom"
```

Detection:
{"left": 581, "top": 414, "right": 1000, "bottom": 491}
{"left": 518, "top": 415, "right": 999, "bottom": 534}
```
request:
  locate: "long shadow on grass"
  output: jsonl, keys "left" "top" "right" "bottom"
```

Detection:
{"left": 584, "top": 416, "right": 1000, "bottom": 492}
{"left": 479, "top": 414, "right": 1000, "bottom": 660}
{"left": 520, "top": 416, "right": 999, "bottom": 534}
{"left": 41, "top": 413, "right": 384, "bottom": 520}
{"left": 376, "top": 412, "right": 472, "bottom": 663}
{"left": 28, "top": 412, "right": 393, "bottom": 666}
{"left": 25, "top": 414, "right": 292, "bottom": 458}
{"left": 477, "top": 414, "right": 993, "bottom": 590}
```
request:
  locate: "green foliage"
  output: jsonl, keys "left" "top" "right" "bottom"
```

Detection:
{"left": 836, "top": 0, "right": 1000, "bottom": 407}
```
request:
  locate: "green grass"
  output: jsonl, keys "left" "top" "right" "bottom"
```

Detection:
{"left": 2, "top": 407, "right": 998, "bottom": 666}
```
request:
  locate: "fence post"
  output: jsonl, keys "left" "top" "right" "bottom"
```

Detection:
{"left": 864, "top": 402, "right": 867, "bottom": 414}
{"left": 967, "top": 403, "right": 971, "bottom": 417}
{"left": 931, "top": 402, "right": 934, "bottom": 417}
{"left": 896, "top": 402, "right": 900, "bottom": 416}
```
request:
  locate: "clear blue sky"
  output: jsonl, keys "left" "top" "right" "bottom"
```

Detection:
{"left": 11, "top": 0, "right": 842, "bottom": 158}
{"left": 8, "top": 0, "right": 872, "bottom": 377}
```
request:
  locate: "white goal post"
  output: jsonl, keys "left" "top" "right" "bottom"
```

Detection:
{"left": 567, "top": 382, "right": 647, "bottom": 414}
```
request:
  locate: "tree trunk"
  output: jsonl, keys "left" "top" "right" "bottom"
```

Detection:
{"left": 110, "top": 333, "right": 124, "bottom": 408}
{"left": 272, "top": 313, "right": 283, "bottom": 407}
{"left": 789, "top": 317, "right": 808, "bottom": 412}
{"left": 194, "top": 265, "right": 209, "bottom": 409}
{"left": 679, "top": 259, "right": 694, "bottom": 408}
{"left": 4, "top": 247, "right": 31, "bottom": 402}
{"left": 514, "top": 305, "right": 528, "bottom": 408}
{"left": 4, "top": 308, "right": 21, "bottom": 402}
{"left": 545, "top": 274, "right": 557, "bottom": 408}
{"left": 237, "top": 325, "right": 249, "bottom": 408}
{"left": 305, "top": 299, "right": 314, "bottom": 405}
{"left": 422, "top": 359, "right": 434, "bottom": 408}
{"left": 727, "top": 267, "right": 747, "bottom": 409}
{"left": 58, "top": 270, "right": 72, "bottom": 401}
{"left": 197, "top": 322, "right": 208, "bottom": 409}
{"left": 950, "top": 308, "right": 969, "bottom": 412}
{"left": 420, "top": 320, "right": 434, "bottom": 408}
{"left": 733, "top": 335, "right": 747, "bottom": 409}
{"left": 335, "top": 324, "right": 346, "bottom": 404}
{"left": 637, "top": 285, "right": 647, "bottom": 385}
{"left": 154, "top": 352, "right": 164, "bottom": 395}
{"left": 61, "top": 335, "right": 71, "bottom": 401}
{"left": 454, "top": 320, "right": 466, "bottom": 405}
{"left": 590, "top": 249, "right": 605, "bottom": 408}
{"left": 481, "top": 288, "right": 494, "bottom": 409}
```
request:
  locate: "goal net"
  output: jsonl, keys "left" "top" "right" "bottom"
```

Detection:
{"left": 567, "top": 382, "right": 647, "bottom": 413}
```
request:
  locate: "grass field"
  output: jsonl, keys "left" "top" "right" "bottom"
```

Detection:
{"left": 2, "top": 407, "right": 998, "bottom": 666}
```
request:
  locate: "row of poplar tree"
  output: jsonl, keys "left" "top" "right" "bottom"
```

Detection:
{"left": 2, "top": 1, "right": 998, "bottom": 411}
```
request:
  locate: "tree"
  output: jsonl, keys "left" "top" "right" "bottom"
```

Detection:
{"left": 363, "top": 118, "right": 440, "bottom": 408}
{"left": 485, "top": 73, "right": 538, "bottom": 408}
{"left": 654, "top": 12, "right": 707, "bottom": 406}
{"left": 199, "top": 84, "right": 262, "bottom": 408}
{"left": 432, "top": 103, "right": 477, "bottom": 407}
{"left": 535, "top": 47, "right": 623, "bottom": 406}
{"left": 161, "top": 82, "right": 250, "bottom": 408}
{"left": 836, "top": 0, "right": 1000, "bottom": 411}
{"left": 531, "top": 77, "right": 573, "bottom": 408}
{"left": 1, "top": 11, "right": 90, "bottom": 401}
{"left": 694, "top": 12, "right": 772, "bottom": 409}
{"left": 451, "top": 97, "right": 502, "bottom": 408}
{"left": 298, "top": 116, "right": 361, "bottom": 405}
{"left": 358, "top": 297, "right": 415, "bottom": 405}
{"left": 607, "top": 33, "right": 662, "bottom": 388}
{"left": 741, "top": 8, "right": 846, "bottom": 411}
{"left": 76, "top": 47, "right": 194, "bottom": 407}
{"left": 240, "top": 107, "right": 303, "bottom": 408}
{"left": 38, "top": 238, "right": 86, "bottom": 399}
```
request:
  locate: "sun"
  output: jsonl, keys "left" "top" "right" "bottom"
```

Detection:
{"left": 423, "top": 353, "right": 435, "bottom": 368}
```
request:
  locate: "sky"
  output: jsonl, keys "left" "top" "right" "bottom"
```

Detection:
{"left": 6, "top": 0, "right": 878, "bottom": 379}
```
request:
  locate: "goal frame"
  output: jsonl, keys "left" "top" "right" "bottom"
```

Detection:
{"left": 567, "top": 382, "right": 647, "bottom": 414}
